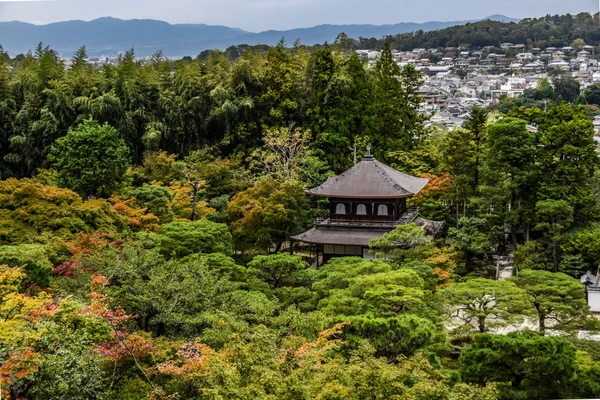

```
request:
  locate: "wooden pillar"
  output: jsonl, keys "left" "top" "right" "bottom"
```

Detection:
{"left": 316, "top": 246, "right": 321, "bottom": 269}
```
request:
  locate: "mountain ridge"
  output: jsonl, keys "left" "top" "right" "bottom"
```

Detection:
{"left": 0, "top": 15, "right": 519, "bottom": 57}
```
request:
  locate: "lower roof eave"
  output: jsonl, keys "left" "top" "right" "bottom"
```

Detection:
{"left": 290, "top": 228, "right": 388, "bottom": 247}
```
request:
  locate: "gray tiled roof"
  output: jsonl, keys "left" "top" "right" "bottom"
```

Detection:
{"left": 291, "top": 217, "right": 444, "bottom": 246}
{"left": 306, "top": 157, "right": 429, "bottom": 199}
{"left": 290, "top": 228, "right": 386, "bottom": 246}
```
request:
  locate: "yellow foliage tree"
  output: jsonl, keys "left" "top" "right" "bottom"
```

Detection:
{"left": 0, "top": 265, "right": 58, "bottom": 398}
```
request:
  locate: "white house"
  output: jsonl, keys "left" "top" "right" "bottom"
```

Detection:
{"left": 516, "top": 53, "right": 534, "bottom": 61}
{"left": 577, "top": 50, "right": 591, "bottom": 60}
{"left": 581, "top": 271, "right": 600, "bottom": 313}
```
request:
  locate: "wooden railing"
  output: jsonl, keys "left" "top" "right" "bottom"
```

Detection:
{"left": 315, "top": 208, "right": 420, "bottom": 228}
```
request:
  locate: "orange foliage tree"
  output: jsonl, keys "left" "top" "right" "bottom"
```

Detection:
{"left": 85, "top": 274, "right": 156, "bottom": 390}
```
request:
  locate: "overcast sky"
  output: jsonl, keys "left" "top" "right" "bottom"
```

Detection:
{"left": 0, "top": 0, "right": 598, "bottom": 32}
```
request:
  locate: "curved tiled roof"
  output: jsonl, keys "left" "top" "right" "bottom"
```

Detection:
{"left": 306, "top": 156, "right": 429, "bottom": 199}
{"left": 290, "top": 227, "right": 386, "bottom": 246}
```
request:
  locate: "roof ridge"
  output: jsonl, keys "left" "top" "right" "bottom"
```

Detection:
{"left": 376, "top": 161, "right": 429, "bottom": 191}
{"left": 330, "top": 162, "right": 358, "bottom": 182}
{"left": 307, "top": 162, "right": 360, "bottom": 194}
{"left": 372, "top": 161, "right": 406, "bottom": 195}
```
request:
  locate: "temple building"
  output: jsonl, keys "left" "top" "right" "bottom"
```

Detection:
{"left": 291, "top": 153, "right": 442, "bottom": 266}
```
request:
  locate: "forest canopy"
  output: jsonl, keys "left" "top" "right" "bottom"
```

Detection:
{"left": 2, "top": 23, "right": 600, "bottom": 399}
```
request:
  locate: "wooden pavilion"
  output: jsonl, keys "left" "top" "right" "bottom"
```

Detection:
{"left": 291, "top": 153, "right": 440, "bottom": 266}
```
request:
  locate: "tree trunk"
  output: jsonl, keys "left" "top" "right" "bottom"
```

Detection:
{"left": 539, "top": 314, "right": 546, "bottom": 335}
{"left": 466, "top": 253, "right": 473, "bottom": 272}
{"left": 456, "top": 202, "right": 459, "bottom": 229}
{"left": 156, "top": 322, "right": 165, "bottom": 336}
{"left": 509, "top": 191, "right": 518, "bottom": 250}
{"left": 474, "top": 155, "right": 480, "bottom": 190}
{"left": 191, "top": 186, "right": 198, "bottom": 221}
{"left": 511, "top": 228, "right": 518, "bottom": 251}
{"left": 552, "top": 243, "right": 558, "bottom": 272}
{"left": 478, "top": 316, "right": 486, "bottom": 333}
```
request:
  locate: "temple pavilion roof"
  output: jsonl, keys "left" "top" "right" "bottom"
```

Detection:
{"left": 290, "top": 227, "right": 386, "bottom": 246}
{"left": 306, "top": 155, "right": 429, "bottom": 199}
{"left": 290, "top": 218, "right": 445, "bottom": 246}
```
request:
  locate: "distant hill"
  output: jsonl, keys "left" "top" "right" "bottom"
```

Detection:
{"left": 0, "top": 15, "right": 518, "bottom": 57}
{"left": 368, "top": 13, "right": 599, "bottom": 51}
{"left": 0, "top": 18, "right": 249, "bottom": 57}
{"left": 235, "top": 15, "right": 519, "bottom": 49}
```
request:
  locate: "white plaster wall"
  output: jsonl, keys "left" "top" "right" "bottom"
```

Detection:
{"left": 588, "top": 291, "right": 600, "bottom": 313}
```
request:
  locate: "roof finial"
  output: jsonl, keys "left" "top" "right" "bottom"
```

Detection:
{"left": 363, "top": 145, "right": 375, "bottom": 161}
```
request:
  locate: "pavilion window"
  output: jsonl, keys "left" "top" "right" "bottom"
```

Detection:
{"left": 356, "top": 204, "right": 367, "bottom": 215}
{"left": 377, "top": 204, "right": 389, "bottom": 216}
{"left": 335, "top": 203, "right": 347, "bottom": 215}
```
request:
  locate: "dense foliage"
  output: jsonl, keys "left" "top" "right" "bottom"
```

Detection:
{"left": 2, "top": 31, "right": 600, "bottom": 400}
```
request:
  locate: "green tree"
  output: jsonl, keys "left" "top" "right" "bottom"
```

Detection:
{"left": 512, "top": 240, "right": 549, "bottom": 272}
{"left": 312, "top": 257, "right": 394, "bottom": 296}
{"left": 306, "top": 43, "right": 335, "bottom": 131}
{"left": 448, "top": 217, "right": 498, "bottom": 270}
{"left": 536, "top": 77, "right": 556, "bottom": 100}
{"left": 481, "top": 117, "right": 538, "bottom": 247}
{"left": 0, "top": 244, "right": 55, "bottom": 288}
{"left": 537, "top": 105, "right": 598, "bottom": 221}
{"left": 316, "top": 53, "right": 373, "bottom": 172}
{"left": 563, "top": 224, "right": 600, "bottom": 269}
{"left": 511, "top": 269, "right": 597, "bottom": 334}
{"left": 48, "top": 119, "right": 130, "bottom": 198}
{"left": 369, "top": 223, "right": 433, "bottom": 262}
{"left": 582, "top": 83, "right": 600, "bottom": 105}
{"left": 534, "top": 199, "right": 574, "bottom": 272}
{"left": 442, "top": 128, "right": 477, "bottom": 209}
{"left": 260, "top": 43, "right": 303, "bottom": 126}
{"left": 149, "top": 220, "right": 233, "bottom": 258}
{"left": 0, "top": 45, "right": 16, "bottom": 179}
{"left": 549, "top": 69, "right": 581, "bottom": 102}
{"left": 438, "top": 278, "right": 533, "bottom": 333}
{"left": 29, "top": 340, "right": 107, "bottom": 400}
{"left": 463, "top": 106, "right": 488, "bottom": 190}
{"left": 82, "top": 243, "right": 248, "bottom": 337}
{"left": 71, "top": 45, "right": 89, "bottom": 70}
{"left": 6, "top": 44, "right": 67, "bottom": 176}
{"left": 182, "top": 150, "right": 242, "bottom": 199}
{"left": 228, "top": 178, "right": 308, "bottom": 254}
{"left": 345, "top": 314, "right": 444, "bottom": 361}
{"left": 371, "top": 43, "right": 425, "bottom": 158}
{"left": 460, "top": 331, "right": 578, "bottom": 400}
{"left": 317, "top": 268, "right": 427, "bottom": 317}
{"left": 128, "top": 185, "right": 173, "bottom": 222}
{"left": 247, "top": 253, "right": 308, "bottom": 289}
